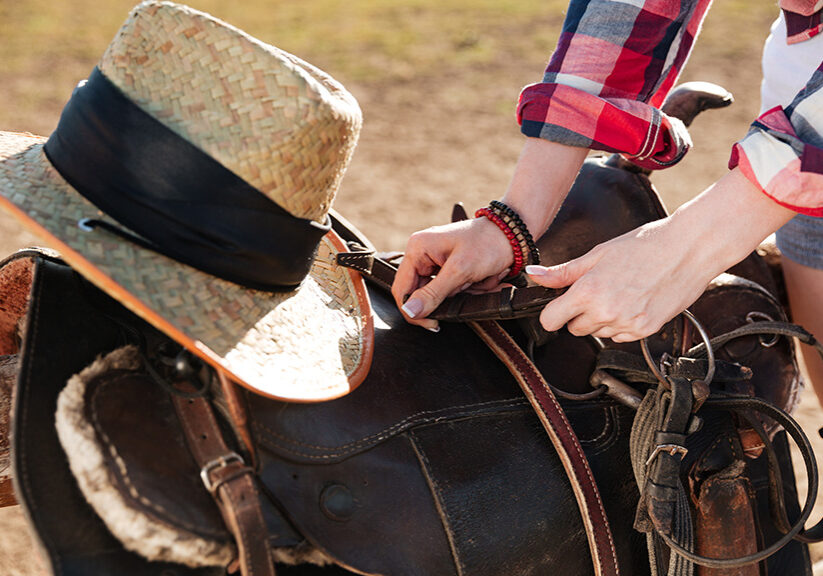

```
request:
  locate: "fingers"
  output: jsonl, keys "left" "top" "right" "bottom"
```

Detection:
{"left": 391, "top": 251, "right": 429, "bottom": 307}
{"left": 392, "top": 254, "right": 442, "bottom": 333}
{"left": 465, "top": 269, "right": 512, "bottom": 293}
{"left": 391, "top": 230, "right": 439, "bottom": 308}
{"left": 531, "top": 249, "right": 667, "bottom": 339}
{"left": 541, "top": 288, "right": 665, "bottom": 341}
{"left": 526, "top": 256, "right": 590, "bottom": 289}
{"left": 538, "top": 290, "right": 585, "bottom": 334}
{"left": 527, "top": 253, "right": 594, "bottom": 332}
{"left": 391, "top": 218, "right": 514, "bottom": 331}
{"left": 610, "top": 332, "right": 641, "bottom": 343}
{"left": 401, "top": 258, "right": 474, "bottom": 330}
{"left": 448, "top": 281, "right": 475, "bottom": 298}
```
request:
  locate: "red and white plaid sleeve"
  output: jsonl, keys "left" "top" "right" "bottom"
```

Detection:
{"left": 730, "top": 62, "right": 823, "bottom": 216}
{"left": 517, "top": 0, "right": 712, "bottom": 170}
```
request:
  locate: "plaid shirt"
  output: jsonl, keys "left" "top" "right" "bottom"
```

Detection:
{"left": 518, "top": 0, "right": 823, "bottom": 215}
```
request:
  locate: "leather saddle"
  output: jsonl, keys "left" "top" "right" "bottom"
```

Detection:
{"left": 0, "top": 83, "right": 814, "bottom": 576}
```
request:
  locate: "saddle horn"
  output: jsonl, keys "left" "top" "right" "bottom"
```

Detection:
{"left": 661, "top": 81, "right": 734, "bottom": 128}
{"left": 608, "top": 81, "right": 733, "bottom": 175}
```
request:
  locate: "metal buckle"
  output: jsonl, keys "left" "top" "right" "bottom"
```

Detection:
{"left": 200, "top": 451, "right": 244, "bottom": 493}
{"left": 645, "top": 443, "right": 689, "bottom": 467}
{"left": 746, "top": 311, "right": 780, "bottom": 348}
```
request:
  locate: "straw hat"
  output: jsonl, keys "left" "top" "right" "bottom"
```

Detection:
{"left": 0, "top": 1, "right": 374, "bottom": 401}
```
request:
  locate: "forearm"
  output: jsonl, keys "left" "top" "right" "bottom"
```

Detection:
{"left": 668, "top": 167, "right": 796, "bottom": 275}
{"left": 501, "top": 138, "right": 588, "bottom": 237}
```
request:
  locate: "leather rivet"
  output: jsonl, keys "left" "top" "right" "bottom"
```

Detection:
{"left": 320, "top": 483, "right": 355, "bottom": 522}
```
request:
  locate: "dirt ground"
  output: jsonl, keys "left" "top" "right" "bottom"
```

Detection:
{"left": 2, "top": 3, "right": 823, "bottom": 575}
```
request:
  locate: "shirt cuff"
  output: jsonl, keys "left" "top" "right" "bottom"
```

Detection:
{"left": 729, "top": 106, "right": 823, "bottom": 217}
{"left": 783, "top": 7, "right": 823, "bottom": 44}
{"left": 517, "top": 82, "right": 691, "bottom": 171}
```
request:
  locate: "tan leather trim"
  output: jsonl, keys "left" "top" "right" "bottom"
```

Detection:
{"left": 695, "top": 464, "right": 761, "bottom": 576}
{"left": 217, "top": 370, "right": 257, "bottom": 468}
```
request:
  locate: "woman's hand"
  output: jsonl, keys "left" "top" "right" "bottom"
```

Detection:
{"left": 391, "top": 138, "right": 588, "bottom": 331}
{"left": 527, "top": 168, "right": 795, "bottom": 341}
{"left": 391, "top": 217, "right": 514, "bottom": 331}
{"left": 527, "top": 217, "right": 715, "bottom": 341}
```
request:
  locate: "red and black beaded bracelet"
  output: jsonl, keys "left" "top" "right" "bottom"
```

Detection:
{"left": 488, "top": 200, "right": 540, "bottom": 265}
{"left": 475, "top": 207, "right": 526, "bottom": 277}
{"left": 475, "top": 201, "right": 540, "bottom": 279}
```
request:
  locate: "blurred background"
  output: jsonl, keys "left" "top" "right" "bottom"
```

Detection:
{"left": 1, "top": 0, "right": 822, "bottom": 574}
{"left": 0, "top": 0, "right": 777, "bottom": 249}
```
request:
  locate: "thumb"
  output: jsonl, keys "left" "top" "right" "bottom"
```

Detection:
{"left": 401, "top": 263, "right": 468, "bottom": 323}
{"left": 526, "top": 257, "right": 590, "bottom": 289}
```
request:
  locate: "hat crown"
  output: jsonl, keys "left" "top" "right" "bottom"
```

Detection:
{"left": 99, "top": 1, "right": 361, "bottom": 222}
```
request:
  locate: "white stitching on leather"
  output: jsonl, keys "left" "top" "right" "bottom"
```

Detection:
{"left": 253, "top": 398, "right": 529, "bottom": 459}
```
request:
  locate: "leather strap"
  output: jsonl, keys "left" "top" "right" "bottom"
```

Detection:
{"left": 658, "top": 394, "right": 821, "bottom": 568}
{"left": 641, "top": 377, "right": 694, "bottom": 538}
{"left": 336, "top": 249, "right": 565, "bottom": 321}
{"left": 596, "top": 350, "right": 752, "bottom": 386}
{"left": 172, "top": 389, "right": 276, "bottom": 576}
{"left": 217, "top": 371, "right": 259, "bottom": 468}
{"left": 470, "top": 319, "right": 620, "bottom": 576}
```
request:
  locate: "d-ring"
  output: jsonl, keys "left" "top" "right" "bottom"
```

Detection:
{"left": 641, "top": 309, "right": 715, "bottom": 389}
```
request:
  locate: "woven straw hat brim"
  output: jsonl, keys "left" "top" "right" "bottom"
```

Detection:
{"left": 0, "top": 131, "right": 373, "bottom": 402}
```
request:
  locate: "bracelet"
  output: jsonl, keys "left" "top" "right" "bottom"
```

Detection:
{"left": 494, "top": 210, "right": 532, "bottom": 268}
{"left": 475, "top": 207, "right": 526, "bottom": 277}
{"left": 488, "top": 200, "right": 540, "bottom": 265}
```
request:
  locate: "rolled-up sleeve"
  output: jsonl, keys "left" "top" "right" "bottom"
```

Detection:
{"left": 730, "top": 62, "right": 823, "bottom": 216}
{"left": 517, "top": 0, "right": 712, "bottom": 170}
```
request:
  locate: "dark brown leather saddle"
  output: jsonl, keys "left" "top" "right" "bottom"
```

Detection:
{"left": 0, "top": 84, "right": 819, "bottom": 576}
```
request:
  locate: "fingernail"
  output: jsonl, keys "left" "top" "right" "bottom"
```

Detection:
{"left": 426, "top": 324, "right": 440, "bottom": 333}
{"left": 525, "top": 265, "right": 547, "bottom": 276}
{"left": 497, "top": 269, "right": 511, "bottom": 281}
{"left": 460, "top": 282, "right": 472, "bottom": 292}
{"left": 402, "top": 293, "right": 410, "bottom": 304}
{"left": 402, "top": 297, "right": 424, "bottom": 318}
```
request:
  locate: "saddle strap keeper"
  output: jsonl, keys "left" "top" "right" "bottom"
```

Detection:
{"left": 172, "top": 385, "right": 276, "bottom": 576}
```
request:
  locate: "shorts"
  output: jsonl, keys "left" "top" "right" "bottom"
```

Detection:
{"left": 777, "top": 214, "right": 823, "bottom": 269}
{"left": 762, "top": 13, "right": 823, "bottom": 269}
